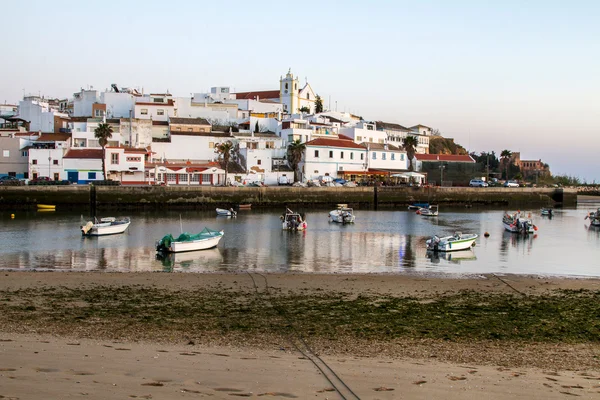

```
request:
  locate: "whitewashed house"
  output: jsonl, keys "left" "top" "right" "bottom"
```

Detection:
{"left": 363, "top": 142, "right": 408, "bottom": 171}
{"left": 147, "top": 162, "right": 226, "bottom": 186}
{"left": 376, "top": 121, "right": 429, "bottom": 154}
{"left": 105, "top": 147, "right": 147, "bottom": 184}
{"left": 232, "top": 131, "right": 288, "bottom": 185}
{"left": 135, "top": 94, "right": 175, "bottom": 122}
{"left": 300, "top": 136, "right": 367, "bottom": 182}
{"left": 27, "top": 133, "right": 71, "bottom": 181}
{"left": 63, "top": 149, "right": 103, "bottom": 183}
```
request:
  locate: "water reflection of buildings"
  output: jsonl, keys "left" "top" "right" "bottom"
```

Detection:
{"left": 500, "top": 231, "right": 536, "bottom": 257}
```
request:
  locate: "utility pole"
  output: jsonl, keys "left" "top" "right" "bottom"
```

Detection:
{"left": 486, "top": 153, "right": 489, "bottom": 182}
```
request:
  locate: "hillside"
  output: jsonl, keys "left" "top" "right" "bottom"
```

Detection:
{"left": 428, "top": 136, "right": 468, "bottom": 155}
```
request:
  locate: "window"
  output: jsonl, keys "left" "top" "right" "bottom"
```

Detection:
{"left": 360, "top": 153, "right": 364, "bottom": 160}
{"left": 367, "top": 125, "right": 374, "bottom": 131}
{"left": 357, "top": 136, "right": 362, "bottom": 142}
{"left": 382, "top": 153, "right": 386, "bottom": 160}
{"left": 307, "top": 93, "right": 310, "bottom": 100}
{"left": 400, "top": 154, "right": 405, "bottom": 161}
{"left": 111, "top": 153, "right": 119, "bottom": 164}
{"left": 372, "top": 152, "right": 376, "bottom": 160}
{"left": 265, "top": 141, "right": 274, "bottom": 149}
{"left": 88, "top": 172, "right": 96, "bottom": 179}
{"left": 257, "top": 160, "right": 262, "bottom": 165}
{"left": 94, "top": 109, "right": 104, "bottom": 117}
{"left": 202, "top": 174, "right": 211, "bottom": 183}
{"left": 22, "top": 151, "right": 28, "bottom": 157}
{"left": 350, "top": 152, "right": 354, "bottom": 160}
{"left": 2, "top": 150, "right": 9, "bottom": 157}
{"left": 340, "top": 151, "right": 344, "bottom": 159}
{"left": 314, "top": 150, "right": 319, "bottom": 157}
{"left": 126, "top": 156, "right": 141, "bottom": 162}
{"left": 53, "top": 160, "right": 58, "bottom": 165}
{"left": 139, "top": 109, "right": 149, "bottom": 115}
{"left": 329, "top": 150, "right": 333, "bottom": 158}
{"left": 391, "top": 153, "right": 395, "bottom": 161}
{"left": 157, "top": 109, "right": 164, "bottom": 116}
{"left": 32, "top": 159, "right": 37, "bottom": 165}
{"left": 285, "top": 83, "right": 288, "bottom": 89}
{"left": 153, "top": 98, "right": 164, "bottom": 103}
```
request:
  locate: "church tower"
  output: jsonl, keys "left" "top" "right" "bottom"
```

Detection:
{"left": 280, "top": 68, "right": 299, "bottom": 114}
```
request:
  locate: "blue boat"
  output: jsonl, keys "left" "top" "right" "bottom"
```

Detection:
{"left": 408, "top": 202, "right": 429, "bottom": 210}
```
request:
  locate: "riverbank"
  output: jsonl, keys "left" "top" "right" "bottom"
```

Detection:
{"left": 0, "top": 185, "right": 576, "bottom": 209}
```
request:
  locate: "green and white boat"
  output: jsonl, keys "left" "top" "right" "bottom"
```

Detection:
{"left": 426, "top": 232, "right": 478, "bottom": 252}
{"left": 156, "top": 227, "right": 224, "bottom": 253}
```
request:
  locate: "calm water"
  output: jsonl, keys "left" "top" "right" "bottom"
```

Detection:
{"left": 1, "top": 203, "right": 599, "bottom": 277}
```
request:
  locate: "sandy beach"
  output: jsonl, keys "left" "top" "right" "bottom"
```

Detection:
{"left": 1, "top": 272, "right": 599, "bottom": 399}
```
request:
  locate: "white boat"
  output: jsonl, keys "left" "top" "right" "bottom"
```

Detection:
{"left": 81, "top": 217, "right": 131, "bottom": 236}
{"left": 281, "top": 208, "right": 307, "bottom": 231}
{"left": 426, "top": 232, "right": 478, "bottom": 252}
{"left": 156, "top": 227, "right": 224, "bottom": 253}
{"left": 329, "top": 204, "right": 355, "bottom": 223}
{"left": 408, "top": 202, "right": 429, "bottom": 210}
{"left": 418, "top": 205, "right": 438, "bottom": 217}
{"left": 216, "top": 208, "right": 237, "bottom": 217}
{"left": 503, "top": 211, "right": 536, "bottom": 234}
{"left": 585, "top": 208, "right": 600, "bottom": 226}
{"left": 541, "top": 208, "right": 554, "bottom": 217}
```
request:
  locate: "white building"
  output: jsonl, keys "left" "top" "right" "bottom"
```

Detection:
{"left": 150, "top": 131, "right": 232, "bottom": 163}
{"left": 135, "top": 94, "right": 175, "bottom": 122}
{"left": 376, "top": 121, "right": 430, "bottom": 154}
{"left": 0, "top": 103, "right": 18, "bottom": 117}
{"left": 363, "top": 142, "right": 408, "bottom": 171}
{"left": 232, "top": 131, "right": 288, "bottom": 185}
{"left": 73, "top": 89, "right": 100, "bottom": 117}
{"left": 63, "top": 148, "right": 103, "bottom": 183}
{"left": 339, "top": 121, "right": 383, "bottom": 144}
{"left": 105, "top": 146, "right": 147, "bottom": 184}
{"left": 300, "top": 136, "right": 367, "bottom": 182}
{"left": 28, "top": 133, "right": 71, "bottom": 180}
{"left": 17, "top": 96, "right": 69, "bottom": 133}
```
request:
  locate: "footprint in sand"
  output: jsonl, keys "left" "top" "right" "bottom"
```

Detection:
{"left": 0, "top": 368, "right": 17, "bottom": 372}
{"left": 213, "top": 353, "right": 230, "bottom": 357}
{"left": 72, "top": 371, "right": 95, "bottom": 376}
{"left": 257, "top": 393, "right": 298, "bottom": 398}
{"left": 141, "top": 382, "right": 164, "bottom": 387}
{"left": 34, "top": 368, "right": 59, "bottom": 373}
{"left": 179, "top": 353, "right": 196, "bottom": 356}
{"left": 374, "top": 387, "right": 395, "bottom": 391}
{"left": 115, "top": 348, "right": 131, "bottom": 351}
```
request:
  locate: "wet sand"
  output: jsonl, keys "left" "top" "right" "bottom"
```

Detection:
{"left": 1, "top": 272, "right": 599, "bottom": 399}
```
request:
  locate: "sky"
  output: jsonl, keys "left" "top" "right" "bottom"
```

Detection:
{"left": 1, "top": 0, "right": 598, "bottom": 182}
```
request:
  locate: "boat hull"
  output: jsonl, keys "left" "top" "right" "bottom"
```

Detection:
{"left": 37, "top": 204, "right": 56, "bottom": 210}
{"left": 170, "top": 234, "right": 223, "bottom": 253}
{"left": 329, "top": 210, "right": 355, "bottom": 223}
{"left": 84, "top": 221, "right": 131, "bottom": 236}
{"left": 503, "top": 221, "right": 535, "bottom": 234}
{"left": 216, "top": 208, "right": 236, "bottom": 217}
{"left": 426, "top": 234, "right": 478, "bottom": 252}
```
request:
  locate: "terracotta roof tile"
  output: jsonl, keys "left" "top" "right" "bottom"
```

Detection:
{"left": 169, "top": 117, "right": 211, "bottom": 125}
{"left": 376, "top": 121, "right": 410, "bottom": 131}
{"left": 36, "top": 133, "right": 71, "bottom": 142}
{"left": 64, "top": 149, "right": 103, "bottom": 159}
{"left": 235, "top": 90, "right": 280, "bottom": 100}
{"left": 305, "top": 137, "right": 366, "bottom": 149}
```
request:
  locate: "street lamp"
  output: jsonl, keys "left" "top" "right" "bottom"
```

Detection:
{"left": 48, "top": 151, "right": 52, "bottom": 180}
{"left": 439, "top": 164, "right": 446, "bottom": 187}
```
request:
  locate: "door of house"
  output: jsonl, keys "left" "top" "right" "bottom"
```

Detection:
{"left": 67, "top": 171, "right": 78, "bottom": 183}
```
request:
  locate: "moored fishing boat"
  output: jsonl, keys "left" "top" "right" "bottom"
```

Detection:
{"left": 418, "top": 205, "right": 439, "bottom": 217}
{"left": 329, "top": 204, "right": 355, "bottom": 223}
{"left": 156, "top": 227, "right": 224, "bottom": 253}
{"left": 408, "top": 202, "right": 429, "bottom": 210}
{"left": 281, "top": 208, "right": 307, "bottom": 231}
{"left": 216, "top": 208, "right": 237, "bottom": 217}
{"left": 503, "top": 211, "right": 537, "bottom": 234}
{"left": 81, "top": 217, "right": 131, "bottom": 236}
{"left": 585, "top": 208, "right": 600, "bottom": 226}
{"left": 426, "top": 232, "right": 478, "bottom": 252}
{"left": 541, "top": 208, "right": 553, "bottom": 217}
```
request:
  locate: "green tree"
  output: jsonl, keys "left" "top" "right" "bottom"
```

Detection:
{"left": 94, "top": 123, "right": 113, "bottom": 180}
{"left": 287, "top": 139, "right": 306, "bottom": 182}
{"left": 254, "top": 121, "right": 259, "bottom": 133}
{"left": 402, "top": 135, "right": 419, "bottom": 171}
{"left": 315, "top": 95, "right": 323, "bottom": 113}
{"left": 299, "top": 106, "right": 310, "bottom": 113}
{"left": 215, "top": 140, "right": 234, "bottom": 185}
{"left": 500, "top": 149, "right": 512, "bottom": 180}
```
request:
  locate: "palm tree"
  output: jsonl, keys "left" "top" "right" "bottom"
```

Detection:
{"left": 94, "top": 123, "right": 113, "bottom": 180}
{"left": 500, "top": 149, "right": 512, "bottom": 180}
{"left": 402, "top": 135, "right": 419, "bottom": 171}
{"left": 215, "top": 140, "right": 234, "bottom": 185}
{"left": 287, "top": 140, "right": 306, "bottom": 183}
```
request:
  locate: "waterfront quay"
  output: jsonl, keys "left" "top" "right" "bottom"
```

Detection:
{"left": 0, "top": 185, "right": 575, "bottom": 210}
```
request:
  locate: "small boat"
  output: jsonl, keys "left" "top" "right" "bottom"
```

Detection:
{"left": 238, "top": 204, "right": 252, "bottom": 210}
{"left": 426, "top": 232, "right": 478, "bottom": 252}
{"left": 329, "top": 204, "right": 355, "bottom": 223}
{"left": 503, "top": 211, "right": 537, "bottom": 234}
{"left": 216, "top": 208, "right": 237, "bottom": 217}
{"left": 81, "top": 217, "right": 131, "bottom": 236}
{"left": 541, "top": 208, "right": 553, "bottom": 217}
{"left": 156, "top": 227, "right": 224, "bottom": 253}
{"left": 37, "top": 204, "right": 56, "bottom": 210}
{"left": 585, "top": 208, "right": 600, "bottom": 226}
{"left": 281, "top": 208, "right": 307, "bottom": 231}
{"left": 408, "top": 202, "right": 429, "bottom": 210}
{"left": 418, "top": 205, "right": 439, "bottom": 217}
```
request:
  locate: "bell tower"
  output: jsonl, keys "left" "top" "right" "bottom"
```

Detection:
{"left": 280, "top": 68, "right": 299, "bottom": 114}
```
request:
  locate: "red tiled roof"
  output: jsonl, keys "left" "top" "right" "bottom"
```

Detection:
{"left": 152, "top": 121, "right": 169, "bottom": 126}
{"left": 305, "top": 137, "right": 365, "bottom": 149}
{"left": 235, "top": 90, "right": 280, "bottom": 100}
{"left": 37, "top": 133, "right": 71, "bottom": 142}
{"left": 13, "top": 132, "right": 41, "bottom": 136}
{"left": 64, "top": 149, "right": 103, "bottom": 159}
{"left": 337, "top": 134, "right": 354, "bottom": 141}
{"left": 105, "top": 146, "right": 149, "bottom": 154}
{"left": 415, "top": 154, "right": 475, "bottom": 163}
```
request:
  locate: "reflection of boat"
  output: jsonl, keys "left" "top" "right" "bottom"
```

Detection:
{"left": 426, "top": 232, "right": 478, "bottom": 252}
{"left": 503, "top": 211, "right": 537, "bottom": 234}
{"left": 329, "top": 204, "right": 355, "bottom": 223}
{"left": 418, "top": 205, "right": 438, "bottom": 217}
{"left": 156, "top": 248, "right": 223, "bottom": 267}
{"left": 408, "top": 202, "right": 429, "bottom": 210}
{"left": 281, "top": 208, "right": 307, "bottom": 231}
{"left": 156, "top": 227, "right": 224, "bottom": 253}
{"left": 585, "top": 208, "right": 600, "bottom": 226}
{"left": 81, "top": 217, "right": 131, "bottom": 236}
{"left": 426, "top": 248, "right": 477, "bottom": 263}
{"left": 37, "top": 204, "right": 56, "bottom": 210}
{"left": 216, "top": 208, "right": 237, "bottom": 217}
{"left": 541, "top": 208, "right": 553, "bottom": 217}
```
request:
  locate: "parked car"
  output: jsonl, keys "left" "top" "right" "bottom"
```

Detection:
{"left": 278, "top": 176, "right": 290, "bottom": 186}
{"left": 504, "top": 180, "right": 520, "bottom": 188}
{"left": 0, "top": 175, "right": 21, "bottom": 185}
{"left": 469, "top": 179, "right": 489, "bottom": 187}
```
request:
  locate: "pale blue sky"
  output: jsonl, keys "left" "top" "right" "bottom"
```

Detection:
{"left": 1, "top": 0, "right": 598, "bottom": 181}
